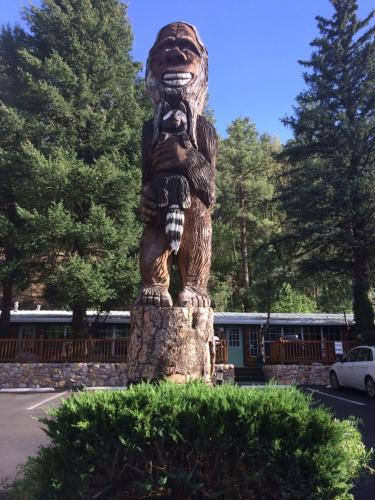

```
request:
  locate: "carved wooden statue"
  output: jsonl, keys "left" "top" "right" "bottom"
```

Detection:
{"left": 138, "top": 22, "right": 217, "bottom": 308}
{"left": 127, "top": 23, "right": 216, "bottom": 384}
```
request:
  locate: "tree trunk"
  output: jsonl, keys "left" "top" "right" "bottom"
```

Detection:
{"left": 0, "top": 273, "right": 14, "bottom": 337}
{"left": 127, "top": 306, "right": 215, "bottom": 384}
{"left": 239, "top": 184, "right": 251, "bottom": 310}
{"left": 352, "top": 247, "right": 375, "bottom": 344}
{"left": 71, "top": 304, "right": 88, "bottom": 337}
{"left": 240, "top": 224, "right": 249, "bottom": 288}
{"left": 1, "top": 213, "right": 17, "bottom": 337}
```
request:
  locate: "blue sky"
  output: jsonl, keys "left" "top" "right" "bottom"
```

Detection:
{"left": 1, "top": 0, "right": 374, "bottom": 143}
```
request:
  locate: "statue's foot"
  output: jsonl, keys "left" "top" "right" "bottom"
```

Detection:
{"left": 178, "top": 286, "right": 210, "bottom": 307}
{"left": 136, "top": 287, "right": 173, "bottom": 307}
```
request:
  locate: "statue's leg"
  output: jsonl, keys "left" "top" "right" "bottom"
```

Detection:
{"left": 138, "top": 225, "right": 173, "bottom": 306}
{"left": 178, "top": 196, "right": 211, "bottom": 307}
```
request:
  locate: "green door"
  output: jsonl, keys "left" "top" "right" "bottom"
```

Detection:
{"left": 226, "top": 327, "right": 244, "bottom": 366}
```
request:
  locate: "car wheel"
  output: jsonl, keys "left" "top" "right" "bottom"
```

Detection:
{"left": 330, "top": 371, "right": 340, "bottom": 390}
{"left": 365, "top": 376, "right": 375, "bottom": 399}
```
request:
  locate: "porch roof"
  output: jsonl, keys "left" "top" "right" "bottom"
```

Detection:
{"left": 7, "top": 310, "right": 354, "bottom": 326}
{"left": 213, "top": 312, "right": 354, "bottom": 326}
{"left": 9, "top": 310, "right": 131, "bottom": 324}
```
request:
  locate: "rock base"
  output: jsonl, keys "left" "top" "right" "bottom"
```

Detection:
{"left": 127, "top": 306, "right": 214, "bottom": 384}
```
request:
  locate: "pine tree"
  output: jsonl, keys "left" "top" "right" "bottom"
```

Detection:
{"left": 0, "top": 0, "right": 145, "bottom": 335}
{"left": 281, "top": 0, "right": 375, "bottom": 341}
{"left": 0, "top": 26, "right": 44, "bottom": 334}
{"left": 213, "top": 118, "right": 282, "bottom": 311}
{"left": 272, "top": 283, "right": 318, "bottom": 313}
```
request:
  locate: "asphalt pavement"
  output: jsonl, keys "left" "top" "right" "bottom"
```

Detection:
{"left": 0, "top": 391, "right": 70, "bottom": 492}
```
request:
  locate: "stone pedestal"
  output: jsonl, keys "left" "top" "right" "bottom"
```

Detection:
{"left": 127, "top": 306, "right": 214, "bottom": 384}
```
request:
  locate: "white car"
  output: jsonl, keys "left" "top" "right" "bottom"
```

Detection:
{"left": 330, "top": 346, "right": 375, "bottom": 398}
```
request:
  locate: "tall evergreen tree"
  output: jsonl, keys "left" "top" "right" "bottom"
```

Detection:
{"left": 0, "top": 26, "right": 44, "bottom": 334}
{"left": 213, "top": 118, "right": 282, "bottom": 311}
{"left": 281, "top": 0, "right": 375, "bottom": 340}
{"left": 0, "top": 0, "right": 145, "bottom": 335}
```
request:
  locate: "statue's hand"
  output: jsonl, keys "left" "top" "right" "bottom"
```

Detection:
{"left": 152, "top": 136, "right": 188, "bottom": 172}
{"left": 140, "top": 184, "right": 158, "bottom": 224}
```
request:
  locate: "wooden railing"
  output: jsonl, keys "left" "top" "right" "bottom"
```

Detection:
{"left": 0, "top": 338, "right": 128, "bottom": 363}
{"left": 0, "top": 338, "right": 229, "bottom": 365}
{"left": 269, "top": 340, "right": 358, "bottom": 365}
{"left": 215, "top": 339, "right": 228, "bottom": 364}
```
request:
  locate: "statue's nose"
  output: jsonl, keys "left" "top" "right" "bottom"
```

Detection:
{"left": 166, "top": 47, "right": 187, "bottom": 64}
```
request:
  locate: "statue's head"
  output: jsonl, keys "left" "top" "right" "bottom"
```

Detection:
{"left": 146, "top": 22, "right": 208, "bottom": 146}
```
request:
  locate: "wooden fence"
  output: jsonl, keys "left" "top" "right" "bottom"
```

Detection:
{"left": 215, "top": 339, "right": 228, "bottom": 364}
{"left": 0, "top": 338, "right": 230, "bottom": 364}
{"left": 0, "top": 338, "right": 128, "bottom": 363}
{"left": 269, "top": 340, "right": 358, "bottom": 365}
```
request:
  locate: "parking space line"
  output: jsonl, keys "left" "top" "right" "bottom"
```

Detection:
{"left": 307, "top": 388, "right": 366, "bottom": 406}
{"left": 27, "top": 391, "right": 68, "bottom": 410}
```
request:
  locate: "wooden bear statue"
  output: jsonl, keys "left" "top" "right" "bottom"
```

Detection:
{"left": 138, "top": 22, "right": 217, "bottom": 308}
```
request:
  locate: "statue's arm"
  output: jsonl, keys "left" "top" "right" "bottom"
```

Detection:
{"left": 142, "top": 116, "right": 217, "bottom": 210}
{"left": 140, "top": 120, "right": 159, "bottom": 224}
{"left": 182, "top": 117, "right": 216, "bottom": 208}
{"left": 181, "top": 117, "right": 217, "bottom": 208}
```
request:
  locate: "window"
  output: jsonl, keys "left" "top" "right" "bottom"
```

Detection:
{"left": 303, "top": 326, "right": 321, "bottom": 341}
{"left": 357, "top": 348, "right": 373, "bottom": 362}
{"left": 43, "top": 324, "right": 71, "bottom": 339}
{"left": 265, "top": 326, "right": 282, "bottom": 341}
{"left": 263, "top": 326, "right": 282, "bottom": 359}
{"left": 18, "top": 326, "right": 36, "bottom": 352}
{"left": 248, "top": 327, "right": 258, "bottom": 357}
{"left": 322, "top": 326, "right": 342, "bottom": 341}
{"left": 344, "top": 348, "right": 359, "bottom": 362}
{"left": 227, "top": 328, "right": 241, "bottom": 347}
{"left": 214, "top": 326, "right": 226, "bottom": 340}
{"left": 19, "top": 326, "right": 35, "bottom": 340}
{"left": 283, "top": 325, "right": 301, "bottom": 335}
{"left": 282, "top": 325, "right": 302, "bottom": 340}
{"left": 95, "top": 324, "right": 114, "bottom": 339}
{"left": 114, "top": 325, "right": 130, "bottom": 339}
{"left": 94, "top": 324, "right": 130, "bottom": 339}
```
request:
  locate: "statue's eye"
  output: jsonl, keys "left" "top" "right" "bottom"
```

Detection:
{"left": 163, "top": 41, "right": 175, "bottom": 51}
{"left": 179, "top": 40, "right": 200, "bottom": 56}
{"left": 154, "top": 40, "right": 174, "bottom": 53}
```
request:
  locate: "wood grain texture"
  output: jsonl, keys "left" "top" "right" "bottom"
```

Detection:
{"left": 131, "top": 23, "right": 216, "bottom": 384}
{"left": 136, "top": 21, "right": 217, "bottom": 308}
{"left": 138, "top": 116, "right": 217, "bottom": 306}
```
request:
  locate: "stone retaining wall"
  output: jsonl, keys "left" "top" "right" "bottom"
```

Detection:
{"left": 0, "top": 363, "right": 235, "bottom": 388}
{"left": 0, "top": 363, "right": 127, "bottom": 389}
{"left": 263, "top": 364, "right": 330, "bottom": 386}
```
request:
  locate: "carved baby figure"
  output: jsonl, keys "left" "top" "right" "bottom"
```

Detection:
{"left": 137, "top": 22, "right": 217, "bottom": 308}
{"left": 152, "top": 102, "right": 192, "bottom": 254}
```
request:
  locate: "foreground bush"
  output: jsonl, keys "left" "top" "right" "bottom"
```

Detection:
{"left": 10, "top": 382, "right": 369, "bottom": 499}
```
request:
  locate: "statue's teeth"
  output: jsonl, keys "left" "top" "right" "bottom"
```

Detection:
{"left": 166, "top": 79, "right": 191, "bottom": 86}
{"left": 163, "top": 73, "right": 192, "bottom": 86}
{"left": 164, "top": 72, "right": 192, "bottom": 80}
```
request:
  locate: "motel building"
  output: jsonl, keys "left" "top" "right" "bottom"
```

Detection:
{"left": 0, "top": 308, "right": 357, "bottom": 369}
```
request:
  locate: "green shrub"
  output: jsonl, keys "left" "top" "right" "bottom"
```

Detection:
{"left": 9, "top": 383, "right": 370, "bottom": 499}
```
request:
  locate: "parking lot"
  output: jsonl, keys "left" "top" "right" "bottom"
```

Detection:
{"left": 0, "top": 391, "right": 70, "bottom": 490}
{"left": 0, "top": 386, "right": 374, "bottom": 499}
